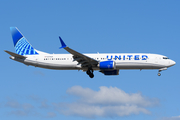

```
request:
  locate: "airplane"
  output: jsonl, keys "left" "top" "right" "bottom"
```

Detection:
{"left": 5, "top": 27, "right": 176, "bottom": 78}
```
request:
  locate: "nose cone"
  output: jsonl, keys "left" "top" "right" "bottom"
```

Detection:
{"left": 171, "top": 60, "right": 176, "bottom": 66}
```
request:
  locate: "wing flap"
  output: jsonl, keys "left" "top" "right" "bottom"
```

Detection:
{"left": 64, "top": 47, "right": 98, "bottom": 67}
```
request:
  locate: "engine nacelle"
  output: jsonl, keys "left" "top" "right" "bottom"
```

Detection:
{"left": 99, "top": 61, "right": 116, "bottom": 70}
{"left": 100, "top": 70, "right": 119, "bottom": 75}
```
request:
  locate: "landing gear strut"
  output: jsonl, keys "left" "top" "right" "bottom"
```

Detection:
{"left": 86, "top": 68, "right": 94, "bottom": 78}
{"left": 157, "top": 68, "right": 167, "bottom": 76}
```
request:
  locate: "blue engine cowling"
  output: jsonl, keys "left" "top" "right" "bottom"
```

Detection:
{"left": 99, "top": 61, "right": 116, "bottom": 70}
{"left": 100, "top": 70, "right": 119, "bottom": 75}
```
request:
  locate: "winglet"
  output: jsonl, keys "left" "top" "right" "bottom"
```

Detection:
{"left": 59, "top": 36, "right": 67, "bottom": 49}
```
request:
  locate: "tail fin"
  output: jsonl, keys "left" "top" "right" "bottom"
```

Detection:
{"left": 10, "top": 27, "right": 38, "bottom": 55}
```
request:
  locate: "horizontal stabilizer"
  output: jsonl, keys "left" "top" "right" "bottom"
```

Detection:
{"left": 4, "top": 50, "right": 27, "bottom": 58}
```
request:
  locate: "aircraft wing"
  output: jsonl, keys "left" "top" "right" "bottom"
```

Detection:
{"left": 59, "top": 37, "right": 98, "bottom": 67}
{"left": 4, "top": 50, "right": 27, "bottom": 58}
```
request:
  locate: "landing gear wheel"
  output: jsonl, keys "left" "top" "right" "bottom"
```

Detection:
{"left": 86, "top": 68, "right": 94, "bottom": 78}
{"left": 158, "top": 73, "right": 161, "bottom": 76}
{"left": 86, "top": 70, "right": 90, "bottom": 75}
{"left": 89, "top": 73, "right": 94, "bottom": 78}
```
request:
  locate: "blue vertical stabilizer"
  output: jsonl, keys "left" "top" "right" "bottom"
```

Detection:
{"left": 10, "top": 27, "right": 38, "bottom": 55}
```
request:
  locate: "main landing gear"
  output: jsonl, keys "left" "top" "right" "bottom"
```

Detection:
{"left": 86, "top": 68, "right": 94, "bottom": 78}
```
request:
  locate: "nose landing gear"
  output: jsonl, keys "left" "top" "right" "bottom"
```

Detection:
{"left": 158, "top": 72, "right": 161, "bottom": 76}
{"left": 86, "top": 68, "right": 94, "bottom": 78}
{"left": 157, "top": 67, "right": 167, "bottom": 76}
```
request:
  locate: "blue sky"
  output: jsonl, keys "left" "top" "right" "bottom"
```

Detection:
{"left": 1, "top": 0, "right": 180, "bottom": 120}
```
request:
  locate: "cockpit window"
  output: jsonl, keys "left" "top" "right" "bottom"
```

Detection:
{"left": 163, "top": 57, "right": 169, "bottom": 59}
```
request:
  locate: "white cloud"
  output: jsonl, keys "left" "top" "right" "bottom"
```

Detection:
{"left": 9, "top": 110, "right": 29, "bottom": 116}
{"left": 28, "top": 94, "right": 40, "bottom": 102}
{"left": 5, "top": 100, "right": 34, "bottom": 110}
{"left": 162, "top": 116, "right": 180, "bottom": 120}
{"left": 46, "top": 112, "right": 56, "bottom": 118}
{"left": 4, "top": 98, "right": 57, "bottom": 118}
{"left": 5, "top": 100, "right": 35, "bottom": 117}
{"left": 54, "top": 103, "right": 150, "bottom": 118}
{"left": 22, "top": 103, "right": 34, "bottom": 110}
{"left": 5, "top": 100, "right": 20, "bottom": 108}
{"left": 54, "top": 86, "right": 159, "bottom": 118}
{"left": 67, "top": 86, "right": 158, "bottom": 107}
{"left": 3, "top": 86, "right": 159, "bottom": 118}
{"left": 39, "top": 100, "right": 49, "bottom": 109}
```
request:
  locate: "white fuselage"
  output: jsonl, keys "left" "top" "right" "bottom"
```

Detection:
{"left": 11, "top": 53, "right": 176, "bottom": 71}
{"left": 7, "top": 27, "right": 176, "bottom": 78}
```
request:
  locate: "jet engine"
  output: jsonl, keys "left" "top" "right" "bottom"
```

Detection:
{"left": 99, "top": 61, "right": 116, "bottom": 70}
